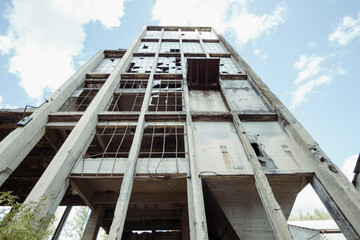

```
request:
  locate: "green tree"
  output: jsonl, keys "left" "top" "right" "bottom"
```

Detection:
{"left": 0, "top": 191, "right": 55, "bottom": 240}
{"left": 289, "top": 208, "right": 332, "bottom": 221}
{"left": 63, "top": 206, "right": 90, "bottom": 239}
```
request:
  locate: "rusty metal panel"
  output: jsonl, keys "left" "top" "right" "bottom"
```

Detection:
{"left": 187, "top": 58, "right": 220, "bottom": 89}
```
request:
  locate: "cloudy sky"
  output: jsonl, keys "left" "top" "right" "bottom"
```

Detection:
{"left": 0, "top": 0, "right": 359, "bottom": 214}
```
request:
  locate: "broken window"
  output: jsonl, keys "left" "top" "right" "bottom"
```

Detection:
{"left": 163, "top": 31, "right": 179, "bottom": 39}
{"left": 127, "top": 57, "right": 154, "bottom": 73}
{"left": 119, "top": 79, "right": 148, "bottom": 89}
{"left": 160, "top": 42, "right": 180, "bottom": 53}
{"left": 84, "top": 124, "right": 136, "bottom": 159}
{"left": 199, "top": 31, "right": 218, "bottom": 40}
{"left": 156, "top": 57, "right": 182, "bottom": 73}
{"left": 84, "top": 78, "right": 107, "bottom": 88}
{"left": 59, "top": 89, "right": 98, "bottom": 112}
{"left": 203, "top": 42, "right": 227, "bottom": 54}
{"left": 144, "top": 31, "right": 162, "bottom": 39}
{"left": 107, "top": 93, "right": 144, "bottom": 112}
{"left": 137, "top": 42, "right": 158, "bottom": 53}
{"left": 218, "top": 58, "right": 242, "bottom": 74}
{"left": 149, "top": 79, "right": 184, "bottom": 112}
{"left": 93, "top": 58, "right": 121, "bottom": 73}
{"left": 180, "top": 31, "right": 197, "bottom": 40}
{"left": 182, "top": 42, "right": 203, "bottom": 53}
{"left": 139, "top": 124, "right": 186, "bottom": 158}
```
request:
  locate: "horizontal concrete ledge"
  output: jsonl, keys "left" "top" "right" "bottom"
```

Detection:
{"left": 199, "top": 169, "right": 314, "bottom": 178}
{"left": 71, "top": 157, "right": 189, "bottom": 176}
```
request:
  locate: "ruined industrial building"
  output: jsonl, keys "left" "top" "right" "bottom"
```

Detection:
{"left": 0, "top": 26, "right": 359, "bottom": 240}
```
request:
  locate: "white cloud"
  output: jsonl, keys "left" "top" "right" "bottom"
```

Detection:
{"left": 152, "top": 0, "right": 286, "bottom": 47}
{"left": 290, "top": 53, "right": 344, "bottom": 109}
{"left": 0, "top": 95, "right": 3, "bottom": 107}
{"left": 341, "top": 154, "right": 358, "bottom": 181}
{"left": 329, "top": 12, "right": 360, "bottom": 46}
{"left": 307, "top": 41, "right": 316, "bottom": 48}
{"left": 291, "top": 74, "right": 332, "bottom": 109}
{"left": 0, "top": 0, "right": 126, "bottom": 100}
{"left": 254, "top": 48, "right": 268, "bottom": 59}
{"left": 294, "top": 55, "right": 326, "bottom": 85}
{"left": 228, "top": 3, "right": 286, "bottom": 46}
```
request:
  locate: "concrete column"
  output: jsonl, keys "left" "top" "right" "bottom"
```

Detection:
{"left": 0, "top": 50, "right": 104, "bottom": 186}
{"left": 81, "top": 206, "right": 105, "bottom": 240}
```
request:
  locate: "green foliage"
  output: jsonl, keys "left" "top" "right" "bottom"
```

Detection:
{"left": 289, "top": 208, "right": 332, "bottom": 221}
{"left": 63, "top": 206, "right": 90, "bottom": 240}
{"left": 0, "top": 191, "right": 55, "bottom": 240}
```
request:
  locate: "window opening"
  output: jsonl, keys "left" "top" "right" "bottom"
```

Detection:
{"left": 144, "top": 31, "right": 162, "bottom": 39}
{"left": 84, "top": 78, "right": 106, "bottom": 88}
{"left": 160, "top": 42, "right": 180, "bottom": 53}
{"left": 149, "top": 79, "right": 184, "bottom": 112}
{"left": 59, "top": 89, "right": 98, "bottom": 112}
{"left": 127, "top": 57, "right": 154, "bottom": 73}
{"left": 163, "top": 31, "right": 179, "bottom": 39}
{"left": 73, "top": 123, "right": 136, "bottom": 176}
{"left": 182, "top": 42, "right": 203, "bottom": 53}
{"left": 199, "top": 31, "right": 218, "bottom": 40}
{"left": 156, "top": 57, "right": 182, "bottom": 73}
{"left": 137, "top": 42, "right": 158, "bottom": 53}
{"left": 93, "top": 58, "right": 121, "bottom": 73}
{"left": 139, "top": 123, "right": 185, "bottom": 158}
{"left": 203, "top": 42, "right": 226, "bottom": 54}
{"left": 106, "top": 79, "right": 147, "bottom": 112}
{"left": 219, "top": 58, "right": 242, "bottom": 74}
{"left": 180, "top": 31, "right": 197, "bottom": 40}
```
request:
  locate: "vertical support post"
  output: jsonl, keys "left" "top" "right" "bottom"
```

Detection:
{"left": 81, "top": 206, "right": 105, "bottom": 240}
{"left": 108, "top": 28, "right": 164, "bottom": 240}
{"left": 23, "top": 27, "right": 146, "bottom": 226}
{"left": 198, "top": 28, "right": 292, "bottom": 239}
{"left": 52, "top": 206, "right": 72, "bottom": 240}
{"left": 180, "top": 28, "right": 209, "bottom": 240}
{"left": 311, "top": 176, "right": 360, "bottom": 240}
{"left": 0, "top": 50, "right": 104, "bottom": 187}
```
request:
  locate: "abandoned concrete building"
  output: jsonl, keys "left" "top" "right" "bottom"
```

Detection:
{"left": 0, "top": 26, "right": 359, "bottom": 240}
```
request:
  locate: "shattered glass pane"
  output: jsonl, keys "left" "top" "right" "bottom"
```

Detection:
{"left": 160, "top": 42, "right": 180, "bottom": 53}
{"left": 156, "top": 57, "right": 182, "bottom": 73}
{"left": 93, "top": 58, "right": 121, "bottom": 73}
{"left": 127, "top": 57, "right": 154, "bottom": 73}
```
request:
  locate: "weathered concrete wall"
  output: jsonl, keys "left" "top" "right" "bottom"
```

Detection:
{"left": 189, "top": 90, "right": 228, "bottom": 112}
{"left": 193, "top": 121, "right": 250, "bottom": 174}
{"left": 243, "top": 121, "right": 308, "bottom": 171}
{"left": 222, "top": 80, "right": 269, "bottom": 113}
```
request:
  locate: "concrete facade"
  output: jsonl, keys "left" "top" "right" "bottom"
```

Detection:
{"left": 0, "top": 26, "right": 359, "bottom": 240}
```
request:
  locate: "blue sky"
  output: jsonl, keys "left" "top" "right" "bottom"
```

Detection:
{"left": 0, "top": 0, "right": 359, "bottom": 213}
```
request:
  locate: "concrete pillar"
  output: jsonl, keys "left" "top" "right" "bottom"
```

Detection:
{"left": 81, "top": 206, "right": 105, "bottom": 240}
